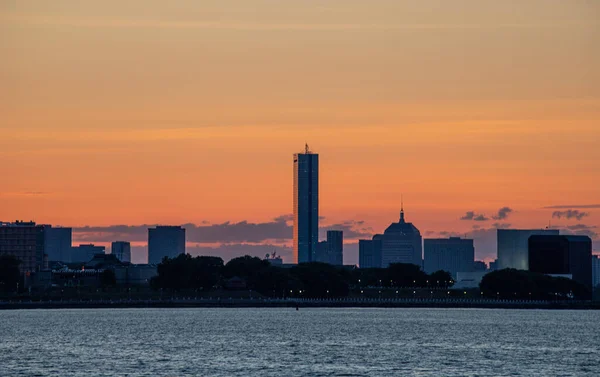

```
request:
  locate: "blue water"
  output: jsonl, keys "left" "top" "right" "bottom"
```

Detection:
{"left": 1, "top": 308, "right": 599, "bottom": 376}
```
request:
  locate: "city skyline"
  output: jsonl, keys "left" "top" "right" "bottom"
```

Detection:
{"left": 1, "top": 1, "right": 599, "bottom": 263}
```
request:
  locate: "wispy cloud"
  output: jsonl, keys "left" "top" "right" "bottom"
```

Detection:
{"left": 460, "top": 211, "right": 489, "bottom": 222}
{"left": 492, "top": 207, "right": 513, "bottom": 220}
{"left": 552, "top": 210, "right": 590, "bottom": 220}
{"left": 544, "top": 204, "right": 600, "bottom": 209}
{"left": 73, "top": 215, "right": 370, "bottom": 245}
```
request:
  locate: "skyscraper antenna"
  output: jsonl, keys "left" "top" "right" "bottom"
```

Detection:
{"left": 400, "top": 193, "right": 405, "bottom": 222}
{"left": 305, "top": 143, "right": 310, "bottom": 154}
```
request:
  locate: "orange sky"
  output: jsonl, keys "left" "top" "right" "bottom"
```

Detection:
{"left": 1, "top": 1, "right": 599, "bottom": 258}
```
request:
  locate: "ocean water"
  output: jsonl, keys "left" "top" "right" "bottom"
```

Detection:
{"left": 0, "top": 308, "right": 599, "bottom": 376}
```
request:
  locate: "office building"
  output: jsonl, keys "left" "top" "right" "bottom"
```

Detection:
{"left": 381, "top": 206, "right": 422, "bottom": 267}
{"left": 327, "top": 230, "right": 344, "bottom": 265}
{"left": 497, "top": 229, "right": 559, "bottom": 270}
{"left": 0, "top": 221, "right": 46, "bottom": 274}
{"left": 359, "top": 234, "right": 383, "bottom": 268}
{"left": 111, "top": 241, "right": 131, "bottom": 263}
{"left": 315, "top": 231, "right": 344, "bottom": 265}
{"left": 293, "top": 144, "right": 319, "bottom": 264}
{"left": 44, "top": 226, "right": 72, "bottom": 262}
{"left": 528, "top": 235, "right": 592, "bottom": 289}
{"left": 489, "top": 259, "right": 498, "bottom": 271}
{"left": 71, "top": 244, "right": 106, "bottom": 263}
{"left": 316, "top": 241, "right": 328, "bottom": 263}
{"left": 473, "top": 261, "right": 487, "bottom": 272}
{"left": 423, "top": 237, "right": 474, "bottom": 279}
{"left": 592, "top": 255, "right": 600, "bottom": 289}
{"left": 148, "top": 226, "right": 186, "bottom": 264}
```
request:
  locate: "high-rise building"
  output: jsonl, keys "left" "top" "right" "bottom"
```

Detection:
{"left": 528, "top": 235, "right": 592, "bottom": 289}
{"left": 293, "top": 144, "right": 319, "bottom": 264}
{"left": 359, "top": 234, "right": 383, "bottom": 268}
{"left": 489, "top": 259, "right": 498, "bottom": 271}
{"left": 111, "top": 241, "right": 131, "bottom": 263}
{"left": 71, "top": 244, "right": 106, "bottom": 263}
{"left": 381, "top": 207, "right": 422, "bottom": 267}
{"left": 592, "top": 255, "right": 600, "bottom": 289}
{"left": 497, "top": 229, "right": 559, "bottom": 270}
{"left": 0, "top": 221, "right": 46, "bottom": 274}
{"left": 327, "top": 230, "right": 343, "bottom": 265}
{"left": 423, "top": 237, "right": 474, "bottom": 279}
{"left": 148, "top": 226, "right": 186, "bottom": 264}
{"left": 44, "top": 226, "right": 72, "bottom": 262}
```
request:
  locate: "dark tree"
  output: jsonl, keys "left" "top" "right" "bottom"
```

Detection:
{"left": 152, "top": 254, "right": 224, "bottom": 291}
{"left": 386, "top": 263, "right": 428, "bottom": 287}
{"left": 290, "top": 262, "right": 350, "bottom": 298}
{"left": 0, "top": 255, "right": 21, "bottom": 293}
{"left": 99, "top": 269, "right": 117, "bottom": 287}
{"left": 428, "top": 270, "right": 454, "bottom": 287}
{"left": 480, "top": 268, "right": 590, "bottom": 300}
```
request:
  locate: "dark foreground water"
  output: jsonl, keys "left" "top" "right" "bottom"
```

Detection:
{"left": 1, "top": 308, "right": 599, "bottom": 376}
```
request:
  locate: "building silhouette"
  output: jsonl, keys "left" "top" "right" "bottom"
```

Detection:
{"left": 148, "top": 226, "right": 186, "bottom": 264}
{"left": 473, "top": 261, "right": 487, "bottom": 272}
{"left": 293, "top": 144, "right": 319, "bottom": 264}
{"left": 71, "top": 244, "right": 106, "bottom": 263}
{"left": 592, "top": 255, "right": 600, "bottom": 289}
{"left": 381, "top": 206, "right": 422, "bottom": 267}
{"left": 0, "top": 221, "right": 46, "bottom": 274}
{"left": 528, "top": 235, "right": 592, "bottom": 289}
{"left": 359, "top": 234, "right": 383, "bottom": 268}
{"left": 111, "top": 241, "right": 131, "bottom": 263}
{"left": 497, "top": 229, "right": 559, "bottom": 270}
{"left": 44, "top": 226, "right": 72, "bottom": 263}
{"left": 327, "top": 230, "right": 343, "bottom": 265}
{"left": 423, "top": 237, "right": 474, "bottom": 279}
{"left": 316, "top": 230, "right": 344, "bottom": 265}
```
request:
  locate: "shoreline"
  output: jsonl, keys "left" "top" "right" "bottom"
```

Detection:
{"left": 2, "top": 298, "right": 599, "bottom": 310}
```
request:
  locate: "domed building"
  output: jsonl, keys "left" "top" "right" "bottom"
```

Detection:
{"left": 381, "top": 206, "right": 423, "bottom": 268}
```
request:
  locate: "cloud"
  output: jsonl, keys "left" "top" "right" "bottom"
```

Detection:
{"left": 320, "top": 220, "right": 373, "bottom": 240}
{"left": 73, "top": 215, "right": 371, "bottom": 245}
{"left": 544, "top": 204, "right": 600, "bottom": 209}
{"left": 492, "top": 223, "right": 512, "bottom": 229}
{"left": 552, "top": 210, "right": 590, "bottom": 220}
{"left": 561, "top": 224, "right": 598, "bottom": 240}
{"left": 492, "top": 207, "right": 513, "bottom": 220}
{"left": 74, "top": 216, "right": 292, "bottom": 244}
{"left": 460, "top": 211, "right": 489, "bottom": 221}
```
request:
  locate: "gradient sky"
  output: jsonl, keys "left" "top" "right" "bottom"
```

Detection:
{"left": 2, "top": 1, "right": 599, "bottom": 263}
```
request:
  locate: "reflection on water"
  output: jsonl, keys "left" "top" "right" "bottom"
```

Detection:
{"left": 1, "top": 308, "right": 599, "bottom": 376}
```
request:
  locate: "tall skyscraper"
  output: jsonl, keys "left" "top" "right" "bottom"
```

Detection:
{"left": 44, "top": 226, "right": 72, "bottom": 262}
{"left": 497, "top": 229, "right": 559, "bottom": 270}
{"left": 0, "top": 221, "right": 46, "bottom": 274}
{"left": 148, "top": 226, "right": 186, "bottom": 264}
{"left": 111, "top": 241, "right": 131, "bottom": 263}
{"left": 381, "top": 206, "right": 422, "bottom": 267}
{"left": 423, "top": 237, "right": 474, "bottom": 278}
{"left": 293, "top": 144, "right": 319, "bottom": 264}
{"left": 529, "top": 235, "right": 592, "bottom": 289}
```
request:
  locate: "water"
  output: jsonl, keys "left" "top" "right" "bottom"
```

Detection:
{"left": 1, "top": 308, "right": 599, "bottom": 376}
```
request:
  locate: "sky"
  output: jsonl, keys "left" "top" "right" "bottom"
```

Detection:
{"left": 1, "top": 1, "right": 599, "bottom": 263}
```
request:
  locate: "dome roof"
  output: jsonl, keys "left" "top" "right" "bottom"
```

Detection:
{"left": 383, "top": 209, "right": 421, "bottom": 236}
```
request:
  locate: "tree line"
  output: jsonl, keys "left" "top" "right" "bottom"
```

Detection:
{"left": 150, "top": 254, "right": 454, "bottom": 298}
